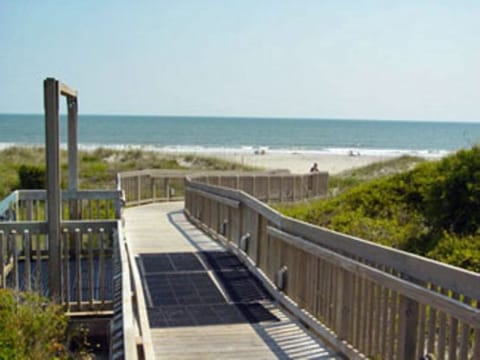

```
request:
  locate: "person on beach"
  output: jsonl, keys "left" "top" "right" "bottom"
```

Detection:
{"left": 310, "top": 163, "right": 319, "bottom": 172}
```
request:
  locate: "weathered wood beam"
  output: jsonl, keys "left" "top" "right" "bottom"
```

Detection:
{"left": 59, "top": 82, "right": 77, "bottom": 97}
{"left": 44, "top": 77, "right": 62, "bottom": 301}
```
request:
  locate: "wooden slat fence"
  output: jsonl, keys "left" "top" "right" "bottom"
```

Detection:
{"left": 0, "top": 219, "right": 116, "bottom": 312}
{"left": 10, "top": 189, "right": 123, "bottom": 221}
{"left": 0, "top": 190, "right": 123, "bottom": 311}
{"left": 184, "top": 176, "right": 480, "bottom": 360}
{"left": 118, "top": 169, "right": 328, "bottom": 206}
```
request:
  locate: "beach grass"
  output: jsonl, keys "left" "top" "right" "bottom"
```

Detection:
{"left": 328, "top": 155, "right": 426, "bottom": 195}
{"left": 276, "top": 147, "right": 480, "bottom": 272}
{"left": 0, "top": 146, "right": 259, "bottom": 198}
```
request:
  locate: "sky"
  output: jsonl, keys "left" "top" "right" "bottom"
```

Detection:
{"left": 0, "top": 1, "right": 479, "bottom": 121}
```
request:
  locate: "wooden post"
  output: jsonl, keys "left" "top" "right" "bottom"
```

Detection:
{"left": 67, "top": 96, "right": 79, "bottom": 220}
{"left": 23, "top": 230, "right": 31, "bottom": 291}
{"left": 151, "top": 177, "right": 156, "bottom": 201}
{"left": 398, "top": 295, "right": 419, "bottom": 360}
{"left": 266, "top": 176, "right": 270, "bottom": 202}
{"left": 137, "top": 175, "right": 141, "bottom": 203}
{"left": 280, "top": 176, "right": 284, "bottom": 202}
{"left": 75, "top": 229, "right": 82, "bottom": 308}
{"left": 237, "top": 204, "right": 243, "bottom": 245}
{"left": 8, "top": 231, "right": 18, "bottom": 291}
{"left": 292, "top": 177, "right": 296, "bottom": 201}
{"left": 44, "top": 78, "right": 62, "bottom": 301}
{"left": 335, "top": 268, "right": 351, "bottom": 340}
{"left": 67, "top": 96, "right": 78, "bottom": 192}
{"left": 166, "top": 178, "right": 170, "bottom": 201}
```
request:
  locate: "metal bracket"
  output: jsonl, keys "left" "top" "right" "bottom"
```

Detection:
{"left": 276, "top": 266, "right": 288, "bottom": 291}
{"left": 240, "top": 233, "right": 250, "bottom": 253}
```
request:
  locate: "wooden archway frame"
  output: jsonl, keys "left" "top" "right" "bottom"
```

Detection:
{"left": 43, "top": 78, "right": 78, "bottom": 300}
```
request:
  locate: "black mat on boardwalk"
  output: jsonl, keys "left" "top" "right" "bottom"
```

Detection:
{"left": 142, "top": 253, "right": 204, "bottom": 273}
{"left": 148, "top": 303, "right": 277, "bottom": 327}
{"left": 215, "top": 269, "right": 271, "bottom": 303}
{"left": 146, "top": 273, "right": 225, "bottom": 306}
{"left": 139, "top": 251, "right": 278, "bottom": 328}
{"left": 199, "top": 251, "right": 244, "bottom": 271}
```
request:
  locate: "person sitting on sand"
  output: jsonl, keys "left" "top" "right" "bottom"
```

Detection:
{"left": 310, "top": 163, "right": 319, "bottom": 172}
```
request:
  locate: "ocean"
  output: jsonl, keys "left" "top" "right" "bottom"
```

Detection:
{"left": 1, "top": 114, "right": 479, "bottom": 158}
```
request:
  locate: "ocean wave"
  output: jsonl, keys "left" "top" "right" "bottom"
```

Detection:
{"left": 0, "top": 142, "right": 451, "bottom": 158}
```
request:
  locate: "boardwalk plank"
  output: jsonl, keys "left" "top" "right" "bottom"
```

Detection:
{"left": 125, "top": 202, "right": 340, "bottom": 360}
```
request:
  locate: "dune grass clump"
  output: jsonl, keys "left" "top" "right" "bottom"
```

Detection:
{"left": 0, "top": 146, "right": 257, "bottom": 198}
{"left": 328, "top": 155, "right": 425, "bottom": 195}
{"left": 0, "top": 289, "right": 68, "bottom": 359}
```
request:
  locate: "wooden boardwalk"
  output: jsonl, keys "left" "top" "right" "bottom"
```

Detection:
{"left": 124, "top": 202, "right": 340, "bottom": 359}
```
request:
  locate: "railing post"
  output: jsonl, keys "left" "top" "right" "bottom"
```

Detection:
{"left": 165, "top": 178, "right": 170, "bottom": 201}
{"left": 151, "top": 177, "right": 156, "bottom": 201}
{"left": 280, "top": 176, "right": 284, "bottom": 202}
{"left": 10, "top": 231, "right": 18, "bottom": 291}
{"left": 137, "top": 175, "right": 141, "bottom": 204}
{"left": 67, "top": 96, "right": 78, "bottom": 192}
{"left": 335, "top": 268, "right": 352, "bottom": 341}
{"left": 292, "top": 177, "right": 296, "bottom": 201}
{"left": 44, "top": 78, "right": 62, "bottom": 301}
{"left": 115, "top": 191, "right": 124, "bottom": 220}
{"left": 237, "top": 204, "right": 243, "bottom": 245}
{"left": 23, "top": 230, "right": 31, "bottom": 291}
{"left": 68, "top": 95, "right": 79, "bottom": 220}
{"left": 397, "top": 294, "right": 419, "bottom": 360}
{"left": 266, "top": 176, "right": 270, "bottom": 202}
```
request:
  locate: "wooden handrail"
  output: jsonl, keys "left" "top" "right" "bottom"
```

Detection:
{"left": 15, "top": 189, "right": 122, "bottom": 201}
{"left": 268, "top": 226, "right": 480, "bottom": 328}
{"left": 117, "top": 170, "right": 329, "bottom": 206}
{"left": 184, "top": 175, "right": 480, "bottom": 360}
{"left": 59, "top": 82, "right": 77, "bottom": 97}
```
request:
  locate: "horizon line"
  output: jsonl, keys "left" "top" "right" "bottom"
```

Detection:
{"left": 0, "top": 112, "right": 479, "bottom": 124}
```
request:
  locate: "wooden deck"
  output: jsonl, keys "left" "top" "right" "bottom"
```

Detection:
{"left": 124, "top": 202, "right": 340, "bottom": 359}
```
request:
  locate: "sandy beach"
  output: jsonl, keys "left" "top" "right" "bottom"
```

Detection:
{"left": 192, "top": 151, "right": 398, "bottom": 175}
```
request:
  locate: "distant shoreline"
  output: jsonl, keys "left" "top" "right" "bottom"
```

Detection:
{"left": 0, "top": 142, "right": 450, "bottom": 158}
{"left": 191, "top": 151, "right": 424, "bottom": 175}
{"left": 0, "top": 143, "right": 444, "bottom": 175}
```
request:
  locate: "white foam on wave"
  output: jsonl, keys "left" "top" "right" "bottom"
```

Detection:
{"left": 0, "top": 142, "right": 452, "bottom": 159}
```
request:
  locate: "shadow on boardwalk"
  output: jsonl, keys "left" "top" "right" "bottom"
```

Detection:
{"left": 125, "top": 203, "right": 340, "bottom": 359}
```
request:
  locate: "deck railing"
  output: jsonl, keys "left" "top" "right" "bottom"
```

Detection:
{"left": 118, "top": 169, "right": 328, "bottom": 206}
{"left": 184, "top": 175, "right": 480, "bottom": 360}
{"left": 0, "top": 77, "right": 148, "bottom": 358}
{"left": 3, "top": 189, "right": 123, "bottom": 221}
{"left": 0, "top": 188, "right": 151, "bottom": 357}
{"left": 0, "top": 190, "right": 122, "bottom": 312}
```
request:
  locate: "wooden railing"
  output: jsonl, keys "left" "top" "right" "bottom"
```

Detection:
{"left": 0, "top": 190, "right": 122, "bottom": 312}
{"left": 0, "top": 188, "right": 151, "bottom": 358}
{"left": 118, "top": 169, "right": 328, "bottom": 206}
{"left": 111, "top": 181, "right": 155, "bottom": 360}
{"left": 184, "top": 176, "right": 480, "bottom": 360}
{"left": 0, "top": 77, "right": 149, "bottom": 357}
{"left": 111, "top": 222, "right": 154, "bottom": 360}
{"left": 10, "top": 189, "right": 123, "bottom": 221}
{"left": 0, "top": 220, "right": 115, "bottom": 311}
